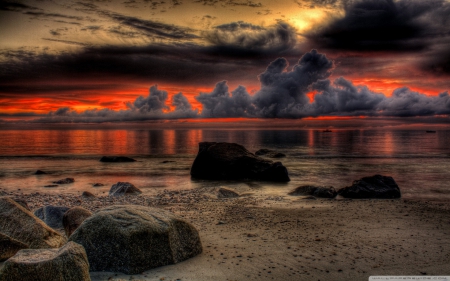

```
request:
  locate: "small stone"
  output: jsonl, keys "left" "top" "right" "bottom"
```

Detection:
{"left": 53, "top": 178, "right": 75, "bottom": 184}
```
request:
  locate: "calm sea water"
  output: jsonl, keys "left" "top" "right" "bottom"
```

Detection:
{"left": 0, "top": 128, "right": 449, "bottom": 200}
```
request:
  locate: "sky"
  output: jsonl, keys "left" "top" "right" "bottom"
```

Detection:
{"left": 1, "top": 0, "right": 450, "bottom": 124}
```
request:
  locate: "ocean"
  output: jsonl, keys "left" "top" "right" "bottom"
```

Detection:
{"left": 1, "top": 128, "right": 449, "bottom": 200}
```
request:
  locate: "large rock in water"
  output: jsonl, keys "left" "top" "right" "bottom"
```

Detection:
{"left": 109, "top": 182, "right": 142, "bottom": 196}
{"left": 338, "top": 175, "right": 401, "bottom": 199}
{"left": 0, "top": 241, "right": 91, "bottom": 281}
{"left": 0, "top": 232, "right": 28, "bottom": 262}
{"left": 69, "top": 205, "right": 202, "bottom": 274}
{"left": 63, "top": 207, "right": 93, "bottom": 237}
{"left": 190, "top": 142, "right": 290, "bottom": 182}
{"left": 0, "top": 197, "right": 66, "bottom": 249}
{"left": 288, "top": 185, "right": 337, "bottom": 198}
{"left": 34, "top": 206, "right": 70, "bottom": 230}
{"left": 99, "top": 156, "right": 136, "bottom": 162}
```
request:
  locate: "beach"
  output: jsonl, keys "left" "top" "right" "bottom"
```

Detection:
{"left": 2, "top": 188, "right": 449, "bottom": 281}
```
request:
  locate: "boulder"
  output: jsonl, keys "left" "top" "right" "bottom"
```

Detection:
{"left": 190, "top": 142, "right": 290, "bottom": 182}
{"left": 338, "top": 175, "right": 401, "bottom": 199}
{"left": 34, "top": 170, "right": 47, "bottom": 175}
{"left": 109, "top": 182, "right": 142, "bottom": 196}
{"left": 255, "top": 149, "right": 286, "bottom": 158}
{"left": 53, "top": 178, "right": 75, "bottom": 184}
{"left": 0, "top": 197, "right": 66, "bottom": 249}
{"left": 217, "top": 187, "right": 239, "bottom": 199}
{"left": 69, "top": 205, "right": 202, "bottom": 274}
{"left": 0, "top": 232, "right": 28, "bottom": 262}
{"left": 99, "top": 156, "right": 136, "bottom": 162}
{"left": 63, "top": 207, "right": 93, "bottom": 237}
{"left": 81, "top": 191, "right": 96, "bottom": 198}
{"left": 0, "top": 242, "right": 90, "bottom": 281}
{"left": 34, "top": 206, "right": 70, "bottom": 230}
{"left": 288, "top": 185, "right": 337, "bottom": 198}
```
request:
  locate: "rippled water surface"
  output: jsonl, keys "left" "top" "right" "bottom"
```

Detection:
{"left": 1, "top": 128, "right": 449, "bottom": 200}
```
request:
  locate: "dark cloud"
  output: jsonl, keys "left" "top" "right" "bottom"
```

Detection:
{"left": 41, "top": 38, "right": 90, "bottom": 46}
{"left": 194, "top": 0, "right": 262, "bottom": 7}
{"left": 307, "top": 0, "right": 450, "bottom": 52}
{"left": 0, "top": 2, "right": 39, "bottom": 12}
{"left": 294, "top": 0, "right": 343, "bottom": 9}
{"left": 204, "top": 21, "right": 297, "bottom": 54}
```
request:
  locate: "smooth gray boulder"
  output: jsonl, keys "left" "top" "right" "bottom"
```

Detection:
{"left": 0, "top": 197, "right": 66, "bottom": 249}
{"left": 0, "top": 241, "right": 91, "bottom": 281}
{"left": 69, "top": 205, "right": 202, "bottom": 274}
{"left": 34, "top": 206, "right": 70, "bottom": 230}
{"left": 190, "top": 142, "right": 290, "bottom": 182}
{"left": 0, "top": 232, "right": 28, "bottom": 262}
{"left": 288, "top": 185, "right": 337, "bottom": 198}
{"left": 63, "top": 207, "right": 93, "bottom": 237}
{"left": 338, "top": 175, "right": 401, "bottom": 199}
{"left": 109, "top": 182, "right": 142, "bottom": 196}
{"left": 99, "top": 156, "right": 136, "bottom": 162}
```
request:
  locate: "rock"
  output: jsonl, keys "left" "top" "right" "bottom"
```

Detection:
{"left": 190, "top": 142, "right": 290, "bottom": 182}
{"left": 63, "top": 207, "right": 93, "bottom": 238}
{"left": 7, "top": 197, "right": 30, "bottom": 211}
{"left": 81, "top": 191, "right": 95, "bottom": 198}
{"left": 109, "top": 182, "right": 142, "bottom": 196}
{"left": 0, "top": 197, "right": 66, "bottom": 249}
{"left": 53, "top": 178, "right": 75, "bottom": 184}
{"left": 0, "top": 232, "right": 28, "bottom": 262}
{"left": 34, "top": 206, "right": 70, "bottom": 230}
{"left": 92, "top": 183, "right": 104, "bottom": 187}
{"left": 337, "top": 175, "right": 401, "bottom": 199}
{"left": 99, "top": 156, "right": 136, "bottom": 162}
{"left": 69, "top": 205, "right": 202, "bottom": 274}
{"left": 288, "top": 185, "right": 337, "bottom": 198}
{"left": 0, "top": 242, "right": 90, "bottom": 281}
{"left": 34, "top": 170, "right": 47, "bottom": 175}
{"left": 255, "top": 149, "right": 286, "bottom": 158}
{"left": 161, "top": 160, "right": 175, "bottom": 163}
{"left": 44, "top": 184, "right": 58, "bottom": 188}
{"left": 217, "top": 187, "right": 239, "bottom": 199}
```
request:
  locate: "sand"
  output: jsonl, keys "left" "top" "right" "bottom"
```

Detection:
{"left": 2, "top": 188, "right": 450, "bottom": 281}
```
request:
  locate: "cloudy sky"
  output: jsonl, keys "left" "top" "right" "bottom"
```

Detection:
{"left": 1, "top": 0, "right": 450, "bottom": 123}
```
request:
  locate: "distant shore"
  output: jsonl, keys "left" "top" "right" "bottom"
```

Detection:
{"left": 1, "top": 188, "right": 449, "bottom": 280}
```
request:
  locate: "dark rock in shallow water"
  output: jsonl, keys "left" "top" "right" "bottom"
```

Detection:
{"left": 0, "top": 242, "right": 90, "bottom": 281}
{"left": 0, "top": 197, "right": 66, "bottom": 249}
{"left": 69, "top": 205, "right": 202, "bottom": 274}
{"left": 53, "top": 178, "right": 74, "bottom": 184}
{"left": 34, "top": 170, "right": 47, "bottom": 175}
{"left": 109, "top": 182, "right": 142, "bottom": 196}
{"left": 289, "top": 185, "right": 337, "bottom": 198}
{"left": 92, "top": 183, "right": 104, "bottom": 187}
{"left": 44, "top": 184, "right": 58, "bottom": 188}
{"left": 338, "top": 175, "right": 401, "bottom": 199}
{"left": 190, "top": 142, "right": 290, "bottom": 182}
{"left": 99, "top": 156, "right": 136, "bottom": 162}
{"left": 34, "top": 206, "right": 70, "bottom": 230}
{"left": 0, "top": 232, "right": 28, "bottom": 262}
{"left": 255, "top": 149, "right": 286, "bottom": 158}
{"left": 63, "top": 207, "right": 92, "bottom": 237}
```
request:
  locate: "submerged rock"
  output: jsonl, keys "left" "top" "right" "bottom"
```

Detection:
{"left": 63, "top": 207, "right": 92, "bottom": 237}
{"left": 0, "top": 197, "right": 66, "bottom": 249}
{"left": 0, "top": 232, "right": 28, "bottom": 262}
{"left": 34, "top": 206, "right": 70, "bottom": 230}
{"left": 288, "top": 185, "right": 337, "bottom": 198}
{"left": 0, "top": 242, "right": 90, "bottom": 281}
{"left": 34, "top": 170, "right": 47, "bottom": 175}
{"left": 69, "top": 205, "right": 202, "bottom": 274}
{"left": 92, "top": 183, "right": 104, "bottom": 187}
{"left": 190, "top": 142, "right": 290, "bottom": 182}
{"left": 255, "top": 149, "right": 286, "bottom": 158}
{"left": 99, "top": 156, "right": 136, "bottom": 162}
{"left": 109, "top": 182, "right": 142, "bottom": 196}
{"left": 338, "top": 175, "right": 401, "bottom": 199}
{"left": 53, "top": 178, "right": 75, "bottom": 184}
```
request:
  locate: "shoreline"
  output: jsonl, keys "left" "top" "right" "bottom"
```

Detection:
{"left": 1, "top": 189, "right": 450, "bottom": 280}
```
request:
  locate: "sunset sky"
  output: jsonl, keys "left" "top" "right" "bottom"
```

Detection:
{"left": 1, "top": 0, "right": 450, "bottom": 123}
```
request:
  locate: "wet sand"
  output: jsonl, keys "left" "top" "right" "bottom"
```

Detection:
{"left": 2, "top": 188, "right": 450, "bottom": 281}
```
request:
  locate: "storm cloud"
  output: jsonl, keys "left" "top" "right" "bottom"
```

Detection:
{"left": 34, "top": 50, "right": 450, "bottom": 122}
